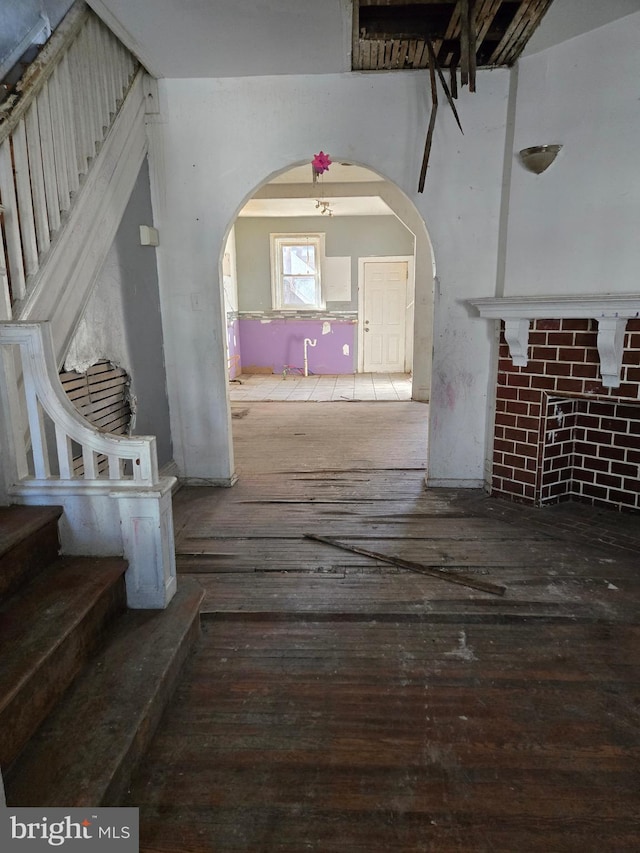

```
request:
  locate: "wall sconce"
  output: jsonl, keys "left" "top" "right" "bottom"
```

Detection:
{"left": 518, "top": 144, "right": 562, "bottom": 174}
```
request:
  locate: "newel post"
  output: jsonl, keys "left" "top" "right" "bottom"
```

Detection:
{"left": 112, "top": 477, "right": 177, "bottom": 609}
{"left": 0, "top": 339, "right": 29, "bottom": 504}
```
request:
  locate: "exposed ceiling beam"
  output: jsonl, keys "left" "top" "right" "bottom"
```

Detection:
{"left": 353, "top": 0, "right": 558, "bottom": 71}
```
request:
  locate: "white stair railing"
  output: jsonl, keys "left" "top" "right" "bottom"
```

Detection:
{"left": 0, "top": 1, "right": 139, "bottom": 316}
{"left": 1, "top": 322, "right": 157, "bottom": 486}
{"left": 0, "top": 322, "right": 177, "bottom": 609}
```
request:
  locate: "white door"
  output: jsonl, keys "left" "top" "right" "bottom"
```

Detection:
{"left": 362, "top": 261, "right": 408, "bottom": 372}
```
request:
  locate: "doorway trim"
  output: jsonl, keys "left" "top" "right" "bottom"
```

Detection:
{"left": 357, "top": 255, "right": 415, "bottom": 374}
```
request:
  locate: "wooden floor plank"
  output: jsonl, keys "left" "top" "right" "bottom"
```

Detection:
{"left": 128, "top": 402, "right": 640, "bottom": 851}
{"left": 129, "top": 618, "right": 640, "bottom": 851}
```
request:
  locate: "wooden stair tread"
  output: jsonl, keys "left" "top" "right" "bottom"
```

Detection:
{"left": 0, "top": 505, "right": 63, "bottom": 601}
{"left": 0, "top": 555, "right": 128, "bottom": 768}
{"left": 0, "top": 505, "right": 63, "bottom": 558}
{"left": 5, "top": 578, "right": 204, "bottom": 807}
{"left": 0, "top": 556, "right": 128, "bottom": 710}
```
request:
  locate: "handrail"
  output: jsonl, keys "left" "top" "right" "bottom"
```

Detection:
{"left": 0, "top": 1, "right": 89, "bottom": 143}
{"left": 0, "top": 322, "right": 159, "bottom": 487}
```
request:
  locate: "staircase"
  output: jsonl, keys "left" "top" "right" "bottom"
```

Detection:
{"left": 1, "top": 1, "right": 176, "bottom": 611}
{"left": 0, "top": 504, "right": 203, "bottom": 807}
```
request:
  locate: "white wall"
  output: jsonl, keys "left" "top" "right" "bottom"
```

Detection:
{"left": 504, "top": 12, "right": 640, "bottom": 296}
{"left": 523, "top": 0, "right": 640, "bottom": 57}
{"left": 153, "top": 69, "right": 510, "bottom": 485}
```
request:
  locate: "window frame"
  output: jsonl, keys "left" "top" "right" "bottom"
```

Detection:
{"left": 270, "top": 233, "right": 325, "bottom": 311}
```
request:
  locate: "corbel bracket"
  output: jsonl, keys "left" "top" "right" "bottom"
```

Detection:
{"left": 468, "top": 294, "right": 640, "bottom": 389}
{"left": 597, "top": 318, "right": 627, "bottom": 389}
{"left": 503, "top": 318, "right": 530, "bottom": 367}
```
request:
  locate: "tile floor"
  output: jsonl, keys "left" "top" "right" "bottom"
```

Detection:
{"left": 229, "top": 372, "right": 412, "bottom": 402}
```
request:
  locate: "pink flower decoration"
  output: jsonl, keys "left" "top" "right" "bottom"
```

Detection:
{"left": 312, "top": 151, "right": 332, "bottom": 174}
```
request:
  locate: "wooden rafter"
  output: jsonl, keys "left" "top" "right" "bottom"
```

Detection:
{"left": 476, "top": 0, "right": 503, "bottom": 50}
{"left": 417, "top": 38, "right": 465, "bottom": 193}
{"left": 460, "top": 0, "right": 470, "bottom": 87}
{"left": 467, "top": 0, "right": 477, "bottom": 91}
{"left": 427, "top": 39, "right": 464, "bottom": 133}
{"left": 418, "top": 47, "right": 438, "bottom": 193}
{"left": 450, "top": 61, "right": 458, "bottom": 98}
{"left": 488, "top": 0, "right": 554, "bottom": 66}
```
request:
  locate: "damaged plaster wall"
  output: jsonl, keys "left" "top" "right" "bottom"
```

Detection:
{"left": 64, "top": 270, "right": 131, "bottom": 375}
{"left": 65, "top": 158, "right": 173, "bottom": 468}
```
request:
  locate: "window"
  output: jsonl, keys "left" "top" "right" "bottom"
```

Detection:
{"left": 271, "top": 233, "right": 325, "bottom": 311}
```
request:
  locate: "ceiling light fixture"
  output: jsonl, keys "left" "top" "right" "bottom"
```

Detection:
{"left": 315, "top": 199, "right": 333, "bottom": 217}
{"left": 518, "top": 144, "right": 562, "bottom": 174}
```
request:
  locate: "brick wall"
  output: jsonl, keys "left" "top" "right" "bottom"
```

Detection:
{"left": 492, "top": 318, "right": 640, "bottom": 511}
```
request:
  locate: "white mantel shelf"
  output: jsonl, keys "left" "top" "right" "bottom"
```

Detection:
{"left": 468, "top": 294, "right": 640, "bottom": 389}
{"left": 469, "top": 294, "right": 640, "bottom": 320}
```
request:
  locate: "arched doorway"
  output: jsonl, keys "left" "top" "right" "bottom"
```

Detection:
{"left": 220, "top": 158, "right": 434, "bottom": 402}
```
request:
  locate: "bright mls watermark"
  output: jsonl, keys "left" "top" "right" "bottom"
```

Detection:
{"left": 0, "top": 808, "right": 138, "bottom": 851}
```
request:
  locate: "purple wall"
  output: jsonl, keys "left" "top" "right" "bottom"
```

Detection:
{"left": 239, "top": 318, "right": 356, "bottom": 375}
{"left": 227, "top": 317, "right": 241, "bottom": 379}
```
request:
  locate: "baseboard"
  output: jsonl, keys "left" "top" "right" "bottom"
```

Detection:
{"left": 425, "top": 477, "right": 485, "bottom": 490}
{"left": 160, "top": 460, "right": 180, "bottom": 491}
{"left": 180, "top": 474, "right": 239, "bottom": 488}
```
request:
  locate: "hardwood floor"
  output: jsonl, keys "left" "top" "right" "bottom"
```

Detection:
{"left": 127, "top": 402, "right": 640, "bottom": 852}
